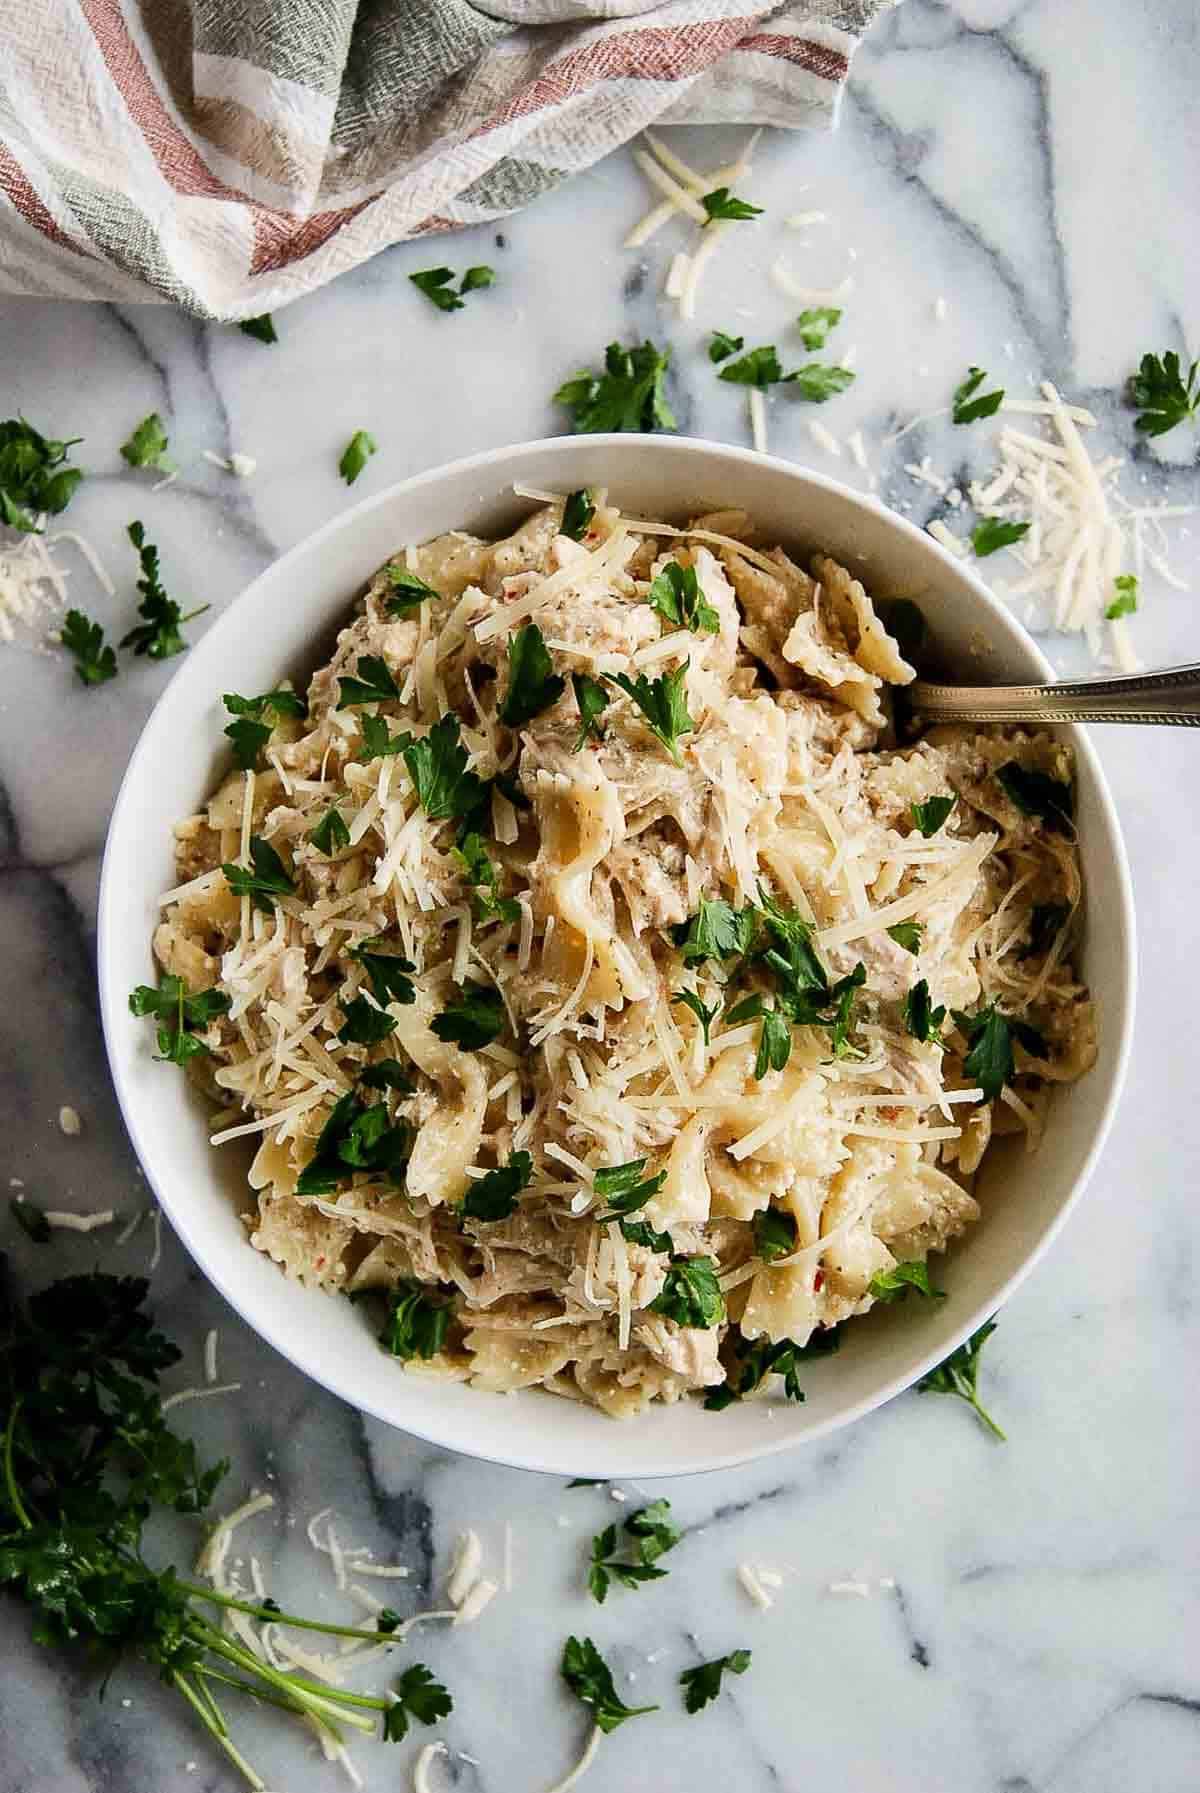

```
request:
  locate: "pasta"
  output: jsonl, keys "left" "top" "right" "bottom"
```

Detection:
{"left": 150, "top": 493, "right": 1097, "bottom": 1417}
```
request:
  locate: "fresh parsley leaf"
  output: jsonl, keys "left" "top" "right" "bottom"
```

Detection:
{"left": 1026, "top": 902, "right": 1068, "bottom": 958}
{"left": 624, "top": 1499, "right": 681, "bottom": 1562}
{"left": 500, "top": 623, "right": 565, "bottom": 727}
{"left": 239, "top": 313, "right": 278, "bottom": 344}
{"left": 0, "top": 418, "right": 83, "bottom": 532}
{"left": 648, "top": 1257, "right": 726, "bottom": 1329}
{"left": 646, "top": 559, "right": 720, "bottom": 634}
{"left": 903, "top": 978, "right": 946, "bottom": 1046}
{"left": 587, "top": 1522, "right": 668, "bottom": 1603}
{"left": 796, "top": 306, "right": 841, "bottom": 351}
{"left": 753, "top": 1207, "right": 797, "bottom": 1263}
{"left": 572, "top": 672, "right": 610, "bottom": 750}
{"left": 338, "top": 653, "right": 401, "bottom": 707}
{"left": 709, "top": 330, "right": 745, "bottom": 364}
{"left": 918, "top": 1318, "right": 1006, "bottom": 1439}
{"left": 610, "top": 663, "right": 694, "bottom": 763}
{"left": 1106, "top": 573, "right": 1139, "bottom": 619}
{"left": 757, "top": 891, "right": 826, "bottom": 996}
{"left": 385, "top": 564, "right": 439, "bottom": 613}
{"left": 824, "top": 964, "right": 865, "bottom": 1059}
{"left": 701, "top": 186, "right": 762, "bottom": 222}
{"left": 910, "top": 794, "right": 956, "bottom": 837}
{"left": 724, "top": 994, "right": 764, "bottom": 1025}
{"left": 120, "top": 522, "right": 206, "bottom": 659}
{"left": 120, "top": 412, "right": 174, "bottom": 474}
{"left": 620, "top": 1219, "right": 674, "bottom": 1253}
{"left": 380, "top": 1279, "right": 455, "bottom": 1360}
{"left": 351, "top": 941, "right": 418, "bottom": 1007}
{"left": 454, "top": 832, "right": 520, "bottom": 926}
{"left": 680, "top": 1649, "right": 751, "bottom": 1714}
{"left": 952, "top": 365, "right": 1004, "bottom": 424}
{"left": 338, "top": 995, "right": 399, "bottom": 1046}
{"left": 129, "top": 976, "right": 231, "bottom": 1064}
{"left": 567, "top": 1479, "right": 605, "bottom": 1488}
{"left": 972, "top": 517, "right": 1030, "bottom": 557}
{"left": 951, "top": 1002, "right": 1045, "bottom": 1099}
{"left": 674, "top": 897, "right": 756, "bottom": 966}
{"left": 561, "top": 1636, "right": 659, "bottom": 1733}
{"left": 869, "top": 1261, "right": 945, "bottom": 1302}
{"left": 222, "top": 717, "right": 269, "bottom": 770}
{"left": 357, "top": 712, "right": 411, "bottom": 761}
{"left": 410, "top": 267, "right": 464, "bottom": 311}
{"left": 222, "top": 836, "right": 295, "bottom": 914}
{"left": 996, "top": 761, "right": 1073, "bottom": 832}
{"left": 224, "top": 687, "right": 306, "bottom": 721}
{"left": 358, "top": 1058, "right": 416, "bottom": 1094}
{"left": 705, "top": 1328, "right": 839, "bottom": 1409}
{"left": 308, "top": 806, "right": 350, "bottom": 855}
{"left": 460, "top": 265, "right": 495, "bottom": 293}
{"left": 784, "top": 362, "right": 855, "bottom": 403}
{"left": 755, "top": 894, "right": 864, "bottom": 1059}
{"left": 671, "top": 989, "right": 720, "bottom": 1044}
{"left": 431, "top": 983, "right": 505, "bottom": 1050}
{"left": 754, "top": 1004, "right": 793, "bottom": 1079}
{"left": 561, "top": 488, "right": 595, "bottom": 541}
{"left": 60, "top": 609, "right": 116, "bottom": 686}
{"left": 555, "top": 341, "right": 677, "bottom": 434}
{"left": 296, "top": 1091, "right": 410, "bottom": 1194}
{"left": 382, "top": 1664, "right": 453, "bottom": 1741}
{"left": 461, "top": 1151, "right": 533, "bottom": 1223}
{"left": 222, "top": 688, "right": 305, "bottom": 768}
{"left": 339, "top": 430, "right": 377, "bottom": 485}
{"left": 593, "top": 1158, "right": 667, "bottom": 1221}
{"left": 719, "top": 345, "right": 784, "bottom": 390}
{"left": 403, "top": 714, "right": 488, "bottom": 823}
{"left": 1128, "top": 350, "right": 1200, "bottom": 437}
{"left": 10, "top": 1198, "right": 51, "bottom": 1243}
{"left": 887, "top": 921, "right": 922, "bottom": 955}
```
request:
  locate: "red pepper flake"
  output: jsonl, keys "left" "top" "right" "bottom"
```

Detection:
{"left": 813, "top": 1268, "right": 825, "bottom": 1292}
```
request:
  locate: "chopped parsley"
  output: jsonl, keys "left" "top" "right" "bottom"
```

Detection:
{"left": 409, "top": 266, "right": 495, "bottom": 312}
{"left": 385, "top": 564, "right": 439, "bottom": 613}
{"left": 295, "top": 1091, "right": 410, "bottom": 1194}
{"left": 120, "top": 412, "right": 174, "bottom": 474}
{"left": 704, "top": 1328, "right": 839, "bottom": 1410}
{"left": 121, "top": 522, "right": 207, "bottom": 659}
{"left": 0, "top": 418, "right": 83, "bottom": 531}
{"left": 222, "top": 837, "right": 295, "bottom": 914}
{"left": 757, "top": 893, "right": 865, "bottom": 1058}
{"left": 680, "top": 1649, "right": 751, "bottom": 1714}
{"left": 1127, "top": 349, "right": 1200, "bottom": 436}
{"left": 380, "top": 1278, "right": 455, "bottom": 1360}
{"left": 338, "top": 996, "right": 399, "bottom": 1046}
{"left": 356, "top": 713, "right": 410, "bottom": 761}
{"left": 648, "top": 1256, "right": 725, "bottom": 1329}
{"left": 222, "top": 687, "right": 306, "bottom": 769}
{"left": 719, "top": 345, "right": 784, "bottom": 389}
{"left": 129, "top": 976, "right": 231, "bottom": 1064}
{"left": 796, "top": 306, "right": 841, "bottom": 351}
{"left": 620, "top": 1219, "right": 674, "bottom": 1253}
{"left": 337, "top": 653, "right": 401, "bottom": 707}
{"left": 461, "top": 1151, "right": 533, "bottom": 1223}
{"left": 561, "top": 488, "right": 595, "bottom": 541}
{"left": 700, "top": 186, "right": 762, "bottom": 222}
{"left": 338, "top": 430, "right": 377, "bottom": 486}
{"left": 952, "top": 365, "right": 1004, "bottom": 424}
{"left": 593, "top": 1158, "right": 667, "bottom": 1221}
{"left": 358, "top": 1058, "right": 416, "bottom": 1095}
{"left": 754, "top": 1002, "right": 793, "bottom": 1079}
{"left": 308, "top": 806, "right": 350, "bottom": 855}
{"left": 381, "top": 1664, "right": 453, "bottom": 1741}
{"left": 454, "top": 832, "right": 520, "bottom": 926}
{"left": 430, "top": 983, "right": 506, "bottom": 1050}
{"left": 554, "top": 340, "right": 676, "bottom": 435}
{"left": 671, "top": 988, "right": 720, "bottom": 1044}
{"left": 868, "top": 1261, "right": 945, "bottom": 1302}
{"left": 918, "top": 1318, "right": 1005, "bottom": 1439}
{"left": 903, "top": 978, "right": 946, "bottom": 1046}
{"left": 709, "top": 330, "right": 745, "bottom": 364}
{"left": 995, "top": 761, "right": 1073, "bottom": 832}
{"left": 1106, "top": 573, "right": 1139, "bottom": 619}
{"left": 499, "top": 622, "right": 565, "bottom": 727}
{"left": 403, "top": 714, "right": 488, "bottom": 824}
{"left": 887, "top": 921, "right": 922, "bottom": 955}
{"left": 239, "top": 314, "right": 277, "bottom": 344}
{"left": 753, "top": 1207, "right": 797, "bottom": 1263}
{"left": 10, "top": 1198, "right": 51, "bottom": 1243}
{"left": 60, "top": 609, "right": 116, "bottom": 686}
{"left": 971, "top": 517, "right": 1030, "bottom": 557}
{"left": 610, "top": 663, "right": 694, "bottom": 763}
{"left": 910, "top": 794, "right": 956, "bottom": 837}
{"left": 572, "top": 672, "right": 610, "bottom": 750}
{"left": 786, "top": 362, "right": 855, "bottom": 402}
{"left": 1026, "top": 902, "right": 1069, "bottom": 958}
{"left": 348, "top": 941, "right": 417, "bottom": 1007}
{"left": 561, "top": 1636, "right": 658, "bottom": 1733}
{"left": 952, "top": 1002, "right": 1046, "bottom": 1099}
{"left": 674, "top": 897, "right": 756, "bottom": 966}
{"left": 587, "top": 1514, "right": 669, "bottom": 1603}
{"left": 646, "top": 559, "right": 720, "bottom": 634}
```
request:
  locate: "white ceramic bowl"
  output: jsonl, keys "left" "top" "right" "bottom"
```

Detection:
{"left": 98, "top": 436, "right": 1135, "bottom": 1478}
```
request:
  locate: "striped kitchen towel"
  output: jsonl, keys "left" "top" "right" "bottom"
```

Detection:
{"left": 0, "top": 0, "right": 889, "bottom": 319}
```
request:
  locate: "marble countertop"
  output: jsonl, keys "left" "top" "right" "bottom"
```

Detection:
{"left": 3, "top": 2, "right": 1199, "bottom": 1789}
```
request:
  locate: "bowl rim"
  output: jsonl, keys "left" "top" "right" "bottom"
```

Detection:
{"left": 97, "top": 433, "right": 1137, "bottom": 1478}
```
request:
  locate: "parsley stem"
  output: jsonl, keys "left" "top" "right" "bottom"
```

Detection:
{"left": 178, "top": 1579, "right": 396, "bottom": 1644}
{"left": 193, "top": 1622, "right": 386, "bottom": 1724}
{"left": 3, "top": 1400, "right": 32, "bottom": 1531}
{"left": 969, "top": 1392, "right": 1007, "bottom": 1442}
{"left": 172, "top": 1671, "right": 267, "bottom": 1790}
{"left": 199, "top": 1664, "right": 341, "bottom": 1728}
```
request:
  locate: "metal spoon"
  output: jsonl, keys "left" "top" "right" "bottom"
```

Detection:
{"left": 909, "top": 662, "right": 1200, "bottom": 727}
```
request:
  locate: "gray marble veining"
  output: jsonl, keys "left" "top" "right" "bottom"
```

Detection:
{"left": 2, "top": 2, "right": 1199, "bottom": 1788}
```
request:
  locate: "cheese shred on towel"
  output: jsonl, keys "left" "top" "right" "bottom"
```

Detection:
{"left": 154, "top": 490, "right": 1097, "bottom": 1418}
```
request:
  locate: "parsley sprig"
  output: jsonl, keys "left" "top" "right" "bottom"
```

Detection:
{"left": 952, "top": 366, "right": 1004, "bottom": 424}
{"left": 572, "top": 672, "right": 610, "bottom": 750}
{"left": 500, "top": 623, "right": 565, "bottom": 727}
{"left": 868, "top": 1261, "right": 945, "bottom": 1302}
{"left": 1127, "top": 350, "right": 1200, "bottom": 436}
{"left": 561, "top": 489, "right": 595, "bottom": 541}
{"left": 239, "top": 314, "right": 277, "bottom": 344}
{"left": 648, "top": 1257, "right": 725, "bottom": 1329}
{"left": 918, "top": 1318, "right": 1006, "bottom": 1439}
{"left": 403, "top": 714, "right": 488, "bottom": 824}
{"left": 719, "top": 345, "right": 854, "bottom": 401}
{"left": 561, "top": 1636, "right": 659, "bottom": 1732}
{"left": 588, "top": 1499, "right": 681, "bottom": 1602}
{"left": 121, "top": 522, "right": 207, "bottom": 659}
{"left": 680, "top": 1649, "right": 751, "bottom": 1713}
{"left": 60, "top": 609, "right": 117, "bottom": 686}
{"left": 454, "top": 832, "right": 520, "bottom": 926}
{"left": 383, "top": 1664, "right": 453, "bottom": 1740}
{"left": 704, "top": 1327, "right": 839, "bottom": 1410}
{"left": 593, "top": 1158, "right": 667, "bottom": 1221}
{"left": 647, "top": 560, "right": 720, "bottom": 634}
{"left": 431, "top": 983, "right": 506, "bottom": 1050}
{"left": 129, "top": 976, "right": 231, "bottom": 1064}
{"left": 222, "top": 836, "right": 295, "bottom": 914}
{"left": 972, "top": 517, "right": 1029, "bottom": 557}
{"left": 222, "top": 687, "right": 306, "bottom": 769}
{"left": 1106, "top": 573, "right": 1138, "bottom": 619}
{"left": 380, "top": 1279, "right": 455, "bottom": 1360}
{"left": 296, "top": 1090, "right": 411, "bottom": 1195}
{"left": 0, "top": 418, "right": 83, "bottom": 532}
{"left": 339, "top": 430, "right": 377, "bottom": 486}
{"left": 701, "top": 187, "right": 762, "bottom": 222}
{"left": 674, "top": 897, "right": 756, "bottom": 966}
{"left": 409, "top": 266, "right": 495, "bottom": 312}
{"left": 555, "top": 341, "right": 676, "bottom": 435}
{"left": 610, "top": 663, "right": 695, "bottom": 763}
{"left": 120, "top": 412, "right": 174, "bottom": 474}
{"left": 952, "top": 1002, "right": 1046, "bottom": 1100}
{"left": 461, "top": 1151, "right": 534, "bottom": 1222}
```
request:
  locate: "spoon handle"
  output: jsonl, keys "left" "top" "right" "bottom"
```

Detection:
{"left": 909, "top": 662, "right": 1200, "bottom": 727}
